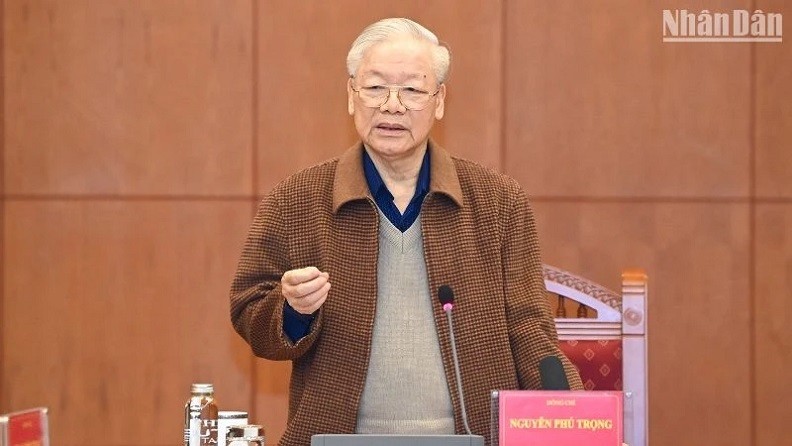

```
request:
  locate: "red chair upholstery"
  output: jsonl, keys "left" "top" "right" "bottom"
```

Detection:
{"left": 543, "top": 265, "right": 648, "bottom": 446}
{"left": 559, "top": 339, "right": 623, "bottom": 391}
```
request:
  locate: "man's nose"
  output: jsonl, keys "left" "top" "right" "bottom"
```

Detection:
{"left": 380, "top": 88, "right": 406, "bottom": 112}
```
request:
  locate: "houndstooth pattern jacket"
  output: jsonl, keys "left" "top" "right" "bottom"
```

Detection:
{"left": 230, "top": 141, "right": 583, "bottom": 446}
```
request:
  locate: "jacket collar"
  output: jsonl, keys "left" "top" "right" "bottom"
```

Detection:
{"left": 332, "top": 140, "right": 464, "bottom": 213}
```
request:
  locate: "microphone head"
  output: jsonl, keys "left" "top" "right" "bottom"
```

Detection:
{"left": 438, "top": 285, "right": 455, "bottom": 312}
{"left": 538, "top": 356, "right": 571, "bottom": 391}
{"left": 438, "top": 285, "right": 455, "bottom": 305}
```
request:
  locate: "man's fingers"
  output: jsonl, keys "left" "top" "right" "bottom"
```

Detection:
{"left": 284, "top": 274, "right": 328, "bottom": 298}
{"left": 288, "top": 282, "right": 331, "bottom": 314}
{"left": 282, "top": 266, "right": 322, "bottom": 285}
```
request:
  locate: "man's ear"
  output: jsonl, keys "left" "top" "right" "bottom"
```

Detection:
{"left": 347, "top": 78, "right": 355, "bottom": 115}
{"left": 434, "top": 83, "right": 446, "bottom": 120}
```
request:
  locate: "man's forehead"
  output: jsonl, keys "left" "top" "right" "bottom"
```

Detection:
{"left": 358, "top": 69, "right": 429, "bottom": 81}
{"left": 356, "top": 37, "right": 435, "bottom": 77}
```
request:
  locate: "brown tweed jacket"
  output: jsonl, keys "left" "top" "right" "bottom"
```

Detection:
{"left": 230, "top": 141, "right": 583, "bottom": 446}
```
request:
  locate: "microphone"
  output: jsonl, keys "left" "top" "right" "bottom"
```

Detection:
{"left": 538, "top": 355, "right": 571, "bottom": 390}
{"left": 438, "top": 285, "right": 474, "bottom": 436}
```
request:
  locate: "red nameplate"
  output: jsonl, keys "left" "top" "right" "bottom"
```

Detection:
{"left": 498, "top": 390, "right": 622, "bottom": 446}
{"left": 1, "top": 408, "right": 49, "bottom": 446}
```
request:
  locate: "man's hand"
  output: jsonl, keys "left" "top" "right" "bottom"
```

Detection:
{"left": 281, "top": 266, "right": 331, "bottom": 315}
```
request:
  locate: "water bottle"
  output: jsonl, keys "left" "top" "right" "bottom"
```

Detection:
{"left": 183, "top": 383, "right": 219, "bottom": 446}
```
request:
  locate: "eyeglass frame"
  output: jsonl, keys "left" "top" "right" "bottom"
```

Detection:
{"left": 349, "top": 78, "right": 442, "bottom": 111}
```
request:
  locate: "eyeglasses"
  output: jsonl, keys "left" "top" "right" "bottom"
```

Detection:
{"left": 351, "top": 81, "right": 441, "bottom": 111}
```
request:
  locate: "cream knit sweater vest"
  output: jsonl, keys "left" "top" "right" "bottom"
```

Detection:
{"left": 355, "top": 212, "right": 455, "bottom": 434}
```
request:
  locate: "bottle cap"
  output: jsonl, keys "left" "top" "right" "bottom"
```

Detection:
{"left": 190, "top": 383, "right": 214, "bottom": 394}
{"left": 228, "top": 424, "right": 265, "bottom": 440}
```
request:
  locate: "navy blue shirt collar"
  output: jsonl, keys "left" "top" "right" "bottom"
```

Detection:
{"left": 362, "top": 148, "right": 431, "bottom": 232}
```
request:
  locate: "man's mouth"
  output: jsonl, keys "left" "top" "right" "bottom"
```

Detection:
{"left": 376, "top": 123, "right": 407, "bottom": 131}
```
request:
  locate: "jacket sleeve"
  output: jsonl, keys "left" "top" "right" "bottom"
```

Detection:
{"left": 229, "top": 191, "right": 323, "bottom": 360}
{"left": 501, "top": 180, "right": 583, "bottom": 390}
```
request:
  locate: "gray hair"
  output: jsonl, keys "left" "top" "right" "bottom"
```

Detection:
{"left": 346, "top": 18, "right": 451, "bottom": 83}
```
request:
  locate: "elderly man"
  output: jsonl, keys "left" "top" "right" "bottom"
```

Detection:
{"left": 230, "top": 17, "right": 582, "bottom": 446}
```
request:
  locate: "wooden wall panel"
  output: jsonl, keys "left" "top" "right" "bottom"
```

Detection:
{"left": 531, "top": 201, "right": 752, "bottom": 446}
{"left": 2, "top": 201, "right": 254, "bottom": 446}
{"left": 0, "top": 0, "right": 5, "bottom": 413}
{"left": 755, "top": 0, "right": 792, "bottom": 198}
{"left": 256, "top": 0, "right": 503, "bottom": 194}
{"left": 253, "top": 360, "right": 291, "bottom": 443}
{"left": 4, "top": 0, "right": 252, "bottom": 196}
{"left": 754, "top": 204, "right": 792, "bottom": 446}
{"left": 505, "top": 0, "right": 751, "bottom": 198}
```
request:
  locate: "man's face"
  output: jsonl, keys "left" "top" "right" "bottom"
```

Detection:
{"left": 347, "top": 36, "right": 446, "bottom": 161}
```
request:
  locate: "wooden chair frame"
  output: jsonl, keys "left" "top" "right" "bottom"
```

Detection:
{"left": 544, "top": 265, "right": 649, "bottom": 446}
